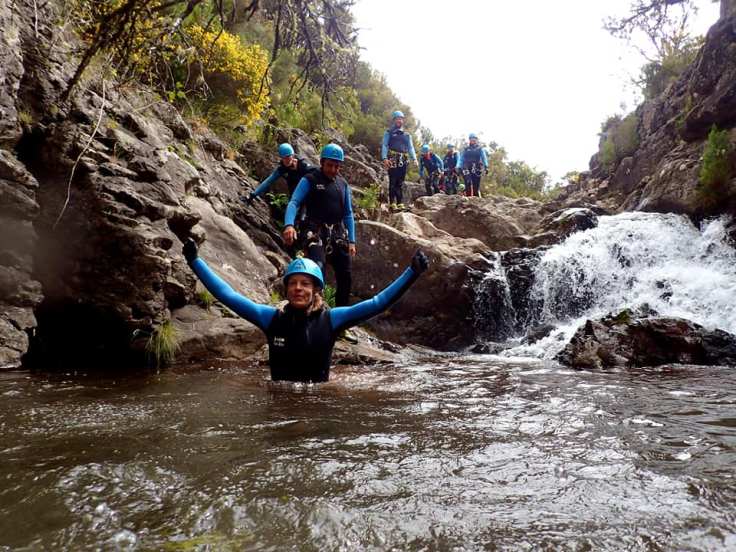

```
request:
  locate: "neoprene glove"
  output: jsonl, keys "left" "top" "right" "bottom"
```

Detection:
{"left": 411, "top": 250, "right": 429, "bottom": 274}
{"left": 183, "top": 238, "right": 198, "bottom": 264}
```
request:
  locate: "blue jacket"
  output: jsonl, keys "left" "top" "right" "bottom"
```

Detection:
{"left": 381, "top": 126, "right": 417, "bottom": 161}
{"left": 419, "top": 153, "right": 444, "bottom": 179}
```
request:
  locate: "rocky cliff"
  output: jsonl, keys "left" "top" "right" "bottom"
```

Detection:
{"left": 2, "top": 1, "right": 735, "bottom": 371}
{"left": 552, "top": 14, "right": 736, "bottom": 219}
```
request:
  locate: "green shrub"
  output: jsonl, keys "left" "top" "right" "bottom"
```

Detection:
{"left": 323, "top": 285, "right": 336, "bottom": 308}
{"left": 146, "top": 320, "right": 180, "bottom": 367}
{"left": 698, "top": 126, "right": 733, "bottom": 209}
{"left": 269, "top": 290, "right": 283, "bottom": 305}
{"left": 355, "top": 183, "right": 381, "bottom": 211}
{"left": 197, "top": 289, "right": 214, "bottom": 311}
{"left": 266, "top": 192, "right": 289, "bottom": 210}
{"left": 598, "top": 112, "right": 639, "bottom": 170}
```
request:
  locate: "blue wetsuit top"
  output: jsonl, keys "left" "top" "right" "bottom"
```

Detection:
{"left": 190, "top": 257, "right": 421, "bottom": 382}
{"left": 381, "top": 126, "right": 417, "bottom": 161}
{"left": 284, "top": 174, "right": 356, "bottom": 243}
{"left": 418, "top": 153, "right": 444, "bottom": 179}
{"left": 457, "top": 145, "right": 489, "bottom": 170}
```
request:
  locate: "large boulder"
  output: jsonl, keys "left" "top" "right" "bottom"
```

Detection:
{"left": 351, "top": 218, "right": 489, "bottom": 349}
{"left": 410, "top": 194, "right": 541, "bottom": 251}
{"left": 556, "top": 309, "right": 736, "bottom": 369}
{"left": 527, "top": 207, "right": 599, "bottom": 247}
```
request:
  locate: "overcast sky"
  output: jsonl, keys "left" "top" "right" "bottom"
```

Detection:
{"left": 352, "top": 0, "right": 721, "bottom": 183}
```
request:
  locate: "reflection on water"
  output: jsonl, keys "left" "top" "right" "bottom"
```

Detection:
{"left": 1, "top": 357, "right": 735, "bottom": 551}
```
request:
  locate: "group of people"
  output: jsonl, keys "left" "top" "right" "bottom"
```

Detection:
{"left": 185, "top": 133, "right": 429, "bottom": 384}
{"left": 183, "top": 108, "right": 490, "bottom": 383}
{"left": 382, "top": 110, "right": 489, "bottom": 210}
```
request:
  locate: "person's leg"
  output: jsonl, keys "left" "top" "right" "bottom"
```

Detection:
{"left": 305, "top": 235, "right": 326, "bottom": 272}
{"left": 329, "top": 247, "right": 352, "bottom": 307}
{"left": 395, "top": 164, "right": 407, "bottom": 205}
{"left": 476, "top": 175, "right": 483, "bottom": 197}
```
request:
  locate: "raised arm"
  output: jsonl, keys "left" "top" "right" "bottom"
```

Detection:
{"left": 329, "top": 251, "right": 429, "bottom": 332}
{"left": 183, "top": 239, "right": 276, "bottom": 331}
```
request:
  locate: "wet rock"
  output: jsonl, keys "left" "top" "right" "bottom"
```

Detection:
{"left": 410, "top": 194, "right": 541, "bottom": 251}
{"left": 556, "top": 309, "right": 736, "bottom": 369}
{"left": 352, "top": 219, "right": 488, "bottom": 350}
{"left": 528, "top": 208, "right": 599, "bottom": 247}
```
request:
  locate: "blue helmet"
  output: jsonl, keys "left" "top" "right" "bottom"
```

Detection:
{"left": 447, "top": 143, "right": 455, "bottom": 149}
{"left": 320, "top": 143, "right": 344, "bottom": 162}
{"left": 278, "top": 143, "right": 295, "bottom": 157}
{"left": 391, "top": 110, "right": 405, "bottom": 119}
{"left": 421, "top": 144, "right": 430, "bottom": 154}
{"left": 283, "top": 257, "right": 324, "bottom": 289}
{"left": 468, "top": 133, "right": 478, "bottom": 140}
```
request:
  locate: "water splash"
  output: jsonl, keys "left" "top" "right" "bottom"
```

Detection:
{"left": 498, "top": 212, "right": 736, "bottom": 358}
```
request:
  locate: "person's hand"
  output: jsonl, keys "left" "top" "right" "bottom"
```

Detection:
{"left": 382, "top": 159, "right": 390, "bottom": 170}
{"left": 183, "top": 238, "right": 198, "bottom": 264}
{"left": 241, "top": 193, "right": 256, "bottom": 205}
{"left": 349, "top": 243, "right": 357, "bottom": 257}
{"left": 411, "top": 249, "right": 429, "bottom": 274}
{"left": 283, "top": 225, "right": 297, "bottom": 246}
{"left": 413, "top": 159, "right": 419, "bottom": 166}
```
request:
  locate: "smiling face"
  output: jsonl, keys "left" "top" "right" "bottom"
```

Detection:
{"left": 320, "top": 158, "right": 341, "bottom": 180}
{"left": 393, "top": 117, "right": 404, "bottom": 128}
{"left": 286, "top": 274, "right": 316, "bottom": 309}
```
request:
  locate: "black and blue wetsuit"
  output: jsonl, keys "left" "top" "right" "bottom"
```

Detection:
{"left": 457, "top": 145, "right": 489, "bottom": 197}
{"left": 419, "top": 153, "right": 444, "bottom": 196}
{"left": 442, "top": 152, "right": 458, "bottom": 194}
{"left": 285, "top": 170, "right": 356, "bottom": 307}
{"left": 251, "top": 158, "right": 315, "bottom": 198}
{"left": 190, "top": 257, "right": 421, "bottom": 382}
{"left": 381, "top": 126, "right": 417, "bottom": 205}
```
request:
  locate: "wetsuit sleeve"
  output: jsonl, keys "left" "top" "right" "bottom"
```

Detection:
{"left": 285, "top": 177, "right": 311, "bottom": 227}
{"left": 329, "top": 267, "right": 419, "bottom": 331}
{"left": 456, "top": 150, "right": 464, "bottom": 169}
{"left": 190, "top": 258, "right": 276, "bottom": 331}
{"left": 344, "top": 185, "right": 356, "bottom": 243}
{"left": 418, "top": 157, "right": 425, "bottom": 178}
{"left": 251, "top": 168, "right": 282, "bottom": 198}
{"left": 408, "top": 137, "right": 417, "bottom": 161}
{"left": 381, "top": 131, "right": 390, "bottom": 159}
{"left": 481, "top": 148, "right": 489, "bottom": 168}
{"left": 435, "top": 154, "right": 444, "bottom": 171}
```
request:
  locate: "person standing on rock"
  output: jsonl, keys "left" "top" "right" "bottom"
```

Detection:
{"left": 442, "top": 143, "right": 459, "bottom": 195}
{"left": 418, "top": 144, "right": 444, "bottom": 196}
{"left": 242, "top": 143, "right": 315, "bottom": 204}
{"left": 281, "top": 144, "right": 358, "bottom": 342}
{"left": 457, "top": 133, "right": 489, "bottom": 197}
{"left": 183, "top": 239, "right": 429, "bottom": 383}
{"left": 381, "top": 110, "right": 417, "bottom": 211}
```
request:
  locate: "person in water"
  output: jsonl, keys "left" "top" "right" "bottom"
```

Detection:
{"left": 457, "top": 133, "right": 489, "bottom": 197}
{"left": 183, "top": 238, "right": 429, "bottom": 382}
{"left": 243, "top": 143, "right": 315, "bottom": 204}
{"left": 381, "top": 110, "right": 417, "bottom": 211}
{"left": 418, "top": 144, "right": 444, "bottom": 196}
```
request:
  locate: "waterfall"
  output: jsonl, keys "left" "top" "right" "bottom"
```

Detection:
{"left": 483, "top": 212, "right": 736, "bottom": 359}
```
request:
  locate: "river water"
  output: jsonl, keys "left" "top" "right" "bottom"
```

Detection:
{"left": 2, "top": 356, "right": 735, "bottom": 551}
